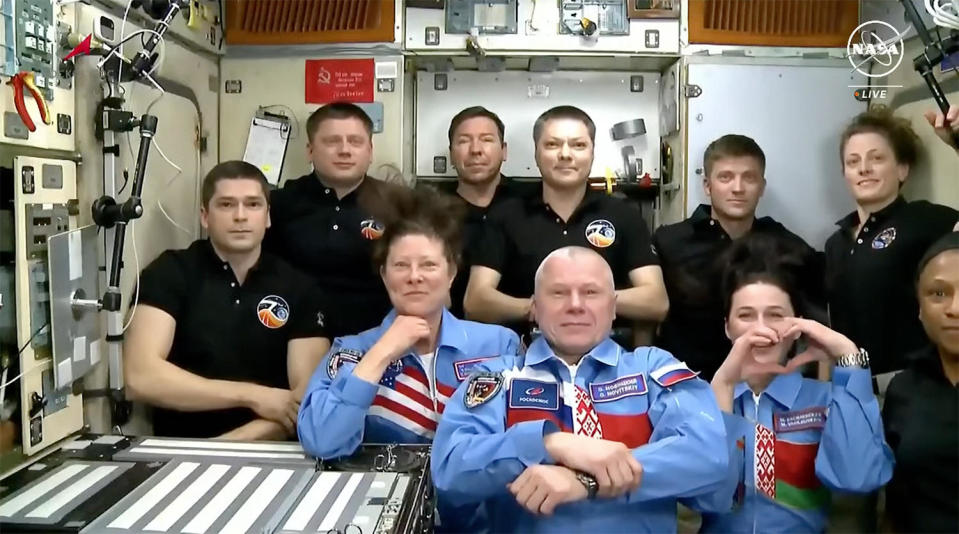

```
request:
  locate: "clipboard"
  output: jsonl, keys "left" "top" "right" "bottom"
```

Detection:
{"left": 243, "top": 110, "right": 291, "bottom": 186}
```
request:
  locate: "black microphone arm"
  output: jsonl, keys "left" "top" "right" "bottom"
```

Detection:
{"left": 899, "top": 0, "right": 959, "bottom": 147}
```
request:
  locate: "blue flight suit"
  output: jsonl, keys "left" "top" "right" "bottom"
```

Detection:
{"left": 297, "top": 308, "right": 519, "bottom": 532}
{"left": 700, "top": 367, "right": 895, "bottom": 533}
{"left": 432, "top": 336, "right": 732, "bottom": 533}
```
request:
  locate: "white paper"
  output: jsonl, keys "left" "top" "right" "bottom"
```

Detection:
{"left": 243, "top": 116, "right": 290, "bottom": 186}
{"left": 68, "top": 230, "right": 82, "bottom": 281}
{"left": 90, "top": 338, "right": 102, "bottom": 366}
{"left": 73, "top": 336, "right": 86, "bottom": 362}
{"left": 57, "top": 359, "right": 72, "bottom": 386}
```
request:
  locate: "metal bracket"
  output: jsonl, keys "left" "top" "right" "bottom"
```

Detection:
{"left": 682, "top": 84, "right": 702, "bottom": 98}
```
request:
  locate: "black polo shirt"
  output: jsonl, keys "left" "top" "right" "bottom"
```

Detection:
{"left": 473, "top": 186, "right": 658, "bottom": 334}
{"left": 825, "top": 197, "right": 958, "bottom": 374}
{"left": 449, "top": 177, "right": 534, "bottom": 318}
{"left": 883, "top": 345, "right": 958, "bottom": 533}
{"left": 137, "top": 239, "right": 329, "bottom": 438}
{"left": 652, "top": 204, "right": 825, "bottom": 380}
{"left": 265, "top": 173, "right": 397, "bottom": 337}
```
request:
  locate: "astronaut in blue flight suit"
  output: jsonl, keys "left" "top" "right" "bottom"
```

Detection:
{"left": 296, "top": 189, "right": 519, "bottom": 531}
{"left": 432, "top": 246, "right": 733, "bottom": 533}
{"left": 700, "top": 235, "right": 894, "bottom": 534}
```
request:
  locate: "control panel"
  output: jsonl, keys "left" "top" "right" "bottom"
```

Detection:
{"left": 11, "top": 155, "right": 83, "bottom": 456}
{"left": 0, "top": 0, "right": 76, "bottom": 151}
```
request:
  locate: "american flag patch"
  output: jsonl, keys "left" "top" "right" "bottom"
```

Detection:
{"left": 370, "top": 363, "right": 455, "bottom": 438}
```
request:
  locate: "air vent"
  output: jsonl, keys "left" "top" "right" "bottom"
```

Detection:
{"left": 225, "top": 0, "right": 395, "bottom": 45}
{"left": 688, "top": 0, "right": 859, "bottom": 47}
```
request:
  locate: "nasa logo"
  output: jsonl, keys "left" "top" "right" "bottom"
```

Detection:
{"left": 847, "top": 21, "right": 904, "bottom": 78}
{"left": 585, "top": 219, "right": 616, "bottom": 248}
{"left": 256, "top": 295, "right": 290, "bottom": 329}
{"left": 872, "top": 227, "right": 897, "bottom": 249}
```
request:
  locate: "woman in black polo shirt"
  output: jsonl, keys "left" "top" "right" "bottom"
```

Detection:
{"left": 882, "top": 232, "right": 959, "bottom": 533}
{"left": 826, "top": 106, "right": 959, "bottom": 379}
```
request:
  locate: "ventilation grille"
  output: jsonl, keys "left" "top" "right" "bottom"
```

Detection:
{"left": 688, "top": 0, "right": 860, "bottom": 47}
{"left": 225, "top": 0, "right": 395, "bottom": 45}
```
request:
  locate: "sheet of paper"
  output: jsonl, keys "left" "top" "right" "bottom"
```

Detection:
{"left": 73, "top": 336, "right": 86, "bottom": 362}
{"left": 68, "top": 230, "right": 82, "bottom": 281}
{"left": 243, "top": 116, "right": 290, "bottom": 186}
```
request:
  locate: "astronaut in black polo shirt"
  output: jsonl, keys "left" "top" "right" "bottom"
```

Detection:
{"left": 464, "top": 105, "right": 668, "bottom": 346}
{"left": 124, "top": 161, "right": 331, "bottom": 440}
{"left": 652, "top": 134, "right": 823, "bottom": 380}
{"left": 446, "top": 106, "right": 532, "bottom": 318}
{"left": 265, "top": 102, "right": 408, "bottom": 338}
{"left": 826, "top": 106, "right": 959, "bottom": 383}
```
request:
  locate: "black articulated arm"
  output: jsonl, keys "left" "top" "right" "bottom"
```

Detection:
{"left": 899, "top": 0, "right": 959, "bottom": 147}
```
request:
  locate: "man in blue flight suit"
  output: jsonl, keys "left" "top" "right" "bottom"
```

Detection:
{"left": 432, "top": 246, "right": 733, "bottom": 533}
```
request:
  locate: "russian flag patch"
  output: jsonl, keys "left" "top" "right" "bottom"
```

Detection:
{"left": 650, "top": 362, "right": 699, "bottom": 388}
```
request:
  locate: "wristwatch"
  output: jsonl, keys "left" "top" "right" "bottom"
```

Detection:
{"left": 574, "top": 471, "right": 598, "bottom": 499}
{"left": 837, "top": 348, "right": 870, "bottom": 369}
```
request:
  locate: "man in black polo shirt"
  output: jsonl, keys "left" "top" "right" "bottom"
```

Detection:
{"left": 446, "top": 106, "right": 532, "bottom": 318}
{"left": 464, "top": 105, "right": 667, "bottom": 345}
{"left": 124, "top": 161, "right": 331, "bottom": 440}
{"left": 265, "top": 102, "right": 406, "bottom": 337}
{"left": 652, "top": 134, "right": 823, "bottom": 380}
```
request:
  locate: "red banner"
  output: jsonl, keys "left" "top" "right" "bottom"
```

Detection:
{"left": 305, "top": 59, "right": 375, "bottom": 104}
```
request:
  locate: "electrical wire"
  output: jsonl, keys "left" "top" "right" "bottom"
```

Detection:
{"left": 153, "top": 139, "right": 193, "bottom": 237}
{"left": 0, "top": 323, "right": 51, "bottom": 390}
{"left": 118, "top": 64, "right": 196, "bottom": 240}
{"left": 926, "top": 0, "right": 959, "bottom": 30}
{"left": 98, "top": 29, "right": 167, "bottom": 79}
{"left": 121, "top": 220, "right": 140, "bottom": 333}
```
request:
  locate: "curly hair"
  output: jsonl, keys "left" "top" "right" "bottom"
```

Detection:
{"left": 839, "top": 105, "right": 921, "bottom": 167}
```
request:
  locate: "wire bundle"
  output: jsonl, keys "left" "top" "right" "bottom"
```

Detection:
{"left": 926, "top": 0, "right": 959, "bottom": 30}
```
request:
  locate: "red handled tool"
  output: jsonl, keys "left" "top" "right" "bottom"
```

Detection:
{"left": 7, "top": 71, "right": 51, "bottom": 132}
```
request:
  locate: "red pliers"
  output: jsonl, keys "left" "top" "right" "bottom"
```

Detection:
{"left": 7, "top": 72, "right": 51, "bottom": 132}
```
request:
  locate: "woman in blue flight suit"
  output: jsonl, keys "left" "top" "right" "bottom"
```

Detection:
{"left": 701, "top": 234, "right": 894, "bottom": 534}
{"left": 297, "top": 186, "right": 520, "bottom": 531}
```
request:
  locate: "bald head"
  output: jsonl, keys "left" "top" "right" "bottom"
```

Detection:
{"left": 532, "top": 246, "right": 616, "bottom": 362}
{"left": 534, "top": 246, "right": 614, "bottom": 295}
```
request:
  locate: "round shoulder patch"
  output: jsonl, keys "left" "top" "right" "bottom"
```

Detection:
{"left": 585, "top": 219, "right": 616, "bottom": 248}
{"left": 327, "top": 348, "right": 363, "bottom": 379}
{"left": 257, "top": 295, "right": 290, "bottom": 329}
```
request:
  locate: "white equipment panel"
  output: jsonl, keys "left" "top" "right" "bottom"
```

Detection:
{"left": 685, "top": 60, "right": 867, "bottom": 249}
{"left": 415, "top": 69, "right": 661, "bottom": 180}
{"left": 406, "top": 4, "right": 680, "bottom": 54}
{"left": 13, "top": 155, "right": 84, "bottom": 455}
